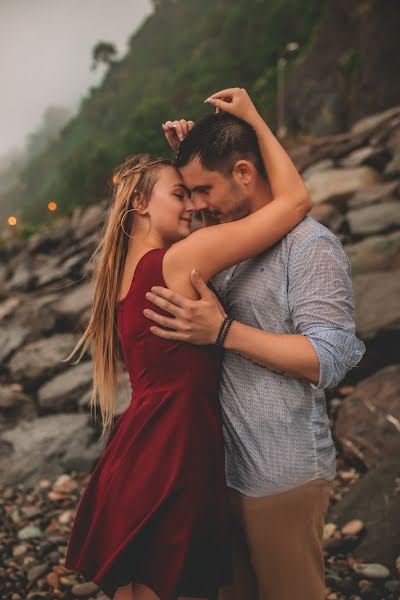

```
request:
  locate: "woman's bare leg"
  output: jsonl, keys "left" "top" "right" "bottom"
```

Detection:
{"left": 113, "top": 581, "right": 132, "bottom": 600}
{"left": 113, "top": 581, "right": 160, "bottom": 600}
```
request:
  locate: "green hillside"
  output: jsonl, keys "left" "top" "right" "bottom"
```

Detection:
{"left": 4, "top": 0, "right": 324, "bottom": 227}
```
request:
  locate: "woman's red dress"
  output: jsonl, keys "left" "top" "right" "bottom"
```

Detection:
{"left": 64, "top": 247, "right": 232, "bottom": 599}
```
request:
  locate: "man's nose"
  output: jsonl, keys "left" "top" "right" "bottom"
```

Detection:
{"left": 192, "top": 196, "right": 209, "bottom": 211}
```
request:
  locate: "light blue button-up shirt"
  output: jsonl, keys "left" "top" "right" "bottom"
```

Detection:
{"left": 211, "top": 216, "right": 366, "bottom": 497}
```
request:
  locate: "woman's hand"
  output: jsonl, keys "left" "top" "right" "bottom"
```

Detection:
{"left": 204, "top": 87, "right": 260, "bottom": 127}
{"left": 162, "top": 119, "right": 196, "bottom": 151}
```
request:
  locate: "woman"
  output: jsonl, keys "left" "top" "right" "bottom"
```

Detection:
{"left": 63, "top": 89, "right": 312, "bottom": 600}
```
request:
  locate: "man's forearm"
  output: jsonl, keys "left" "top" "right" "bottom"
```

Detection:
{"left": 224, "top": 320, "right": 320, "bottom": 384}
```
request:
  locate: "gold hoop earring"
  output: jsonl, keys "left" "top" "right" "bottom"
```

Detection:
{"left": 120, "top": 207, "right": 139, "bottom": 239}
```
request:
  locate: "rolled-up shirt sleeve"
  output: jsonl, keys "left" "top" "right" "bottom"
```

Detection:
{"left": 288, "top": 233, "right": 366, "bottom": 389}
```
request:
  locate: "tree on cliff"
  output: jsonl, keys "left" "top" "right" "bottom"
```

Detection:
{"left": 91, "top": 41, "right": 117, "bottom": 71}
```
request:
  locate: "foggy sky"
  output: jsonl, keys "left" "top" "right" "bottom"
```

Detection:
{"left": 0, "top": 0, "right": 152, "bottom": 157}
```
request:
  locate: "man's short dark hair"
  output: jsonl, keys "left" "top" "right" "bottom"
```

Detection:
{"left": 175, "top": 112, "right": 268, "bottom": 181}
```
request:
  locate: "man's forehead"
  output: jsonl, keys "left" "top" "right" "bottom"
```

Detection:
{"left": 178, "top": 158, "right": 219, "bottom": 189}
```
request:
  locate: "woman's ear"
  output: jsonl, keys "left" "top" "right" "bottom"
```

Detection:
{"left": 132, "top": 193, "right": 149, "bottom": 216}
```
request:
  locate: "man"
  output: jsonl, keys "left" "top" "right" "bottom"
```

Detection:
{"left": 144, "top": 89, "right": 366, "bottom": 600}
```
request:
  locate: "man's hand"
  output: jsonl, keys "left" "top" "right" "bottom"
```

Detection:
{"left": 162, "top": 119, "right": 195, "bottom": 151}
{"left": 143, "top": 270, "right": 227, "bottom": 344}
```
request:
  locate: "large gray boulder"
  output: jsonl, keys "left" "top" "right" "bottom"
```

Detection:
{"left": 351, "top": 106, "right": 400, "bottom": 137}
{"left": 345, "top": 231, "right": 400, "bottom": 275}
{"left": 353, "top": 269, "right": 400, "bottom": 339}
{"left": 1, "top": 294, "right": 60, "bottom": 357}
{"left": 347, "top": 200, "right": 400, "bottom": 236}
{"left": 335, "top": 365, "right": 400, "bottom": 468}
{"left": 0, "top": 296, "right": 21, "bottom": 320}
{"left": 4, "top": 263, "right": 36, "bottom": 293}
{"left": 72, "top": 204, "right": 105, "bottom": 240}
{"left": 0, "top": 413, "right": 105, "bottom": 486}
{"left": 304, "top": 165, "right": 381, "bottom": 206}
{"left": 8, "top": 333, "right": 78, "bottom": 384}
{"left": 0, "top": 384, "right": 36, "bottom": 431}
{"left": 0, "top": 324, "right": 31, "bottom": 364}
{"left": 328, "top": 448, "right": 400, "bottom": 569}
{"left": 301, "top": 158, "right": 334, "bottom": 179}
{"left": 338, "top": 144, "right": 390, "bottom": 170}
{"left": 347, "top": 179, "right": 399, "bottom": 210}
{"left": 33, "top": 254, "right": 78, "bottom": 288}
{"left": 52, "top": 281, "right": 94, "bottom": 322}
{"left": 385, "top": 142, "right": 400, "bottom": 177}
{"left": 79, "top": 370, "right": 131, "bottom": 416}
{"left": 37, "top": 360, "right": 94, "bottom": 411}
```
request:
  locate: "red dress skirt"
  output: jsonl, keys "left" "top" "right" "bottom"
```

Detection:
{"left": 64, "top": 247, "right": 232, "bottom": 599}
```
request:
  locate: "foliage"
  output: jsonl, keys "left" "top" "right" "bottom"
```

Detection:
{"left": 91, "top": 41, "right": 118, "bottom": 70}
{"left": 8, "top": 0, "right": 325, "bottom": 225}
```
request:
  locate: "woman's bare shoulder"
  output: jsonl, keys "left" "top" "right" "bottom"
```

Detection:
{"left": 162, "top": 241, "right": 201, "bottom": 300}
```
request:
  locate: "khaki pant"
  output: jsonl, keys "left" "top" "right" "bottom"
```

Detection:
{"left": 218, "top": 478, "right": 332, "bottom": 600}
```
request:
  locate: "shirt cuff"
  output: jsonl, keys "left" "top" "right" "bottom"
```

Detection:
{"left": 302, "top": 326, "right": 366, "bottom": 389}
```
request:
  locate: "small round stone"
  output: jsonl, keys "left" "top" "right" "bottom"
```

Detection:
{"left": 353, "top": 563, "right": 390, "bottom": 579}
{"left": 323, "top": 523, "right": 337, "bottom": 540}
{"left": 341, "top": 519, "right": 364, "bottom": 536}
{"left": 71, "top": 581, "right": 100, "bottom": 596}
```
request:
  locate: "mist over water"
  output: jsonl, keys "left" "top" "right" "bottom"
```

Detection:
{"left": 0, "top": 0, "right": 151, "bottom": 158}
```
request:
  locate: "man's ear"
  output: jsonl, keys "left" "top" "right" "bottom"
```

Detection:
{"left": 232, "top": 159, "right": 254, "bottom": 186}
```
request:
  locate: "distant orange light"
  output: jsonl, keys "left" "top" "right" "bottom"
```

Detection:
{"left": 112, "top": 175, "right": 118, "bottom": 184}
{"left": 48, "top": 201, "right": 57, "bottom": 211}
{"left": 8, "top": 216, "right": 17, "bottom": 226}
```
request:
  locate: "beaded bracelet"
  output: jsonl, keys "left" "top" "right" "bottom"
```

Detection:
{"left": 219, "top": 316, "right": 234, "bottom": 348}
{"left": 215, "top": 316, "right": 230, "bottom": 347}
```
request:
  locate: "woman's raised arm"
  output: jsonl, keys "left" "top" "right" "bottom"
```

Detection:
{"left": 163, "top": 89, "right": 312, "bottom": 298}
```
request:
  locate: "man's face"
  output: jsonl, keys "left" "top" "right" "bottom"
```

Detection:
{"left": 179, "top": 156, "right": 251, "bottom": 223}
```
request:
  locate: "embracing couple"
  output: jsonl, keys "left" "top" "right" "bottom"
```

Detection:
{"left": 64, "top": 88, "right": 366, "bottom": 600}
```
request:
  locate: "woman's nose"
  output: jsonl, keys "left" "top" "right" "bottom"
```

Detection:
{"left": 184, "top": 196, "right": 196, "bottom": 212}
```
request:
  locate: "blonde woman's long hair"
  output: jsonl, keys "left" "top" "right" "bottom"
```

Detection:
{"left": 62, "top": 153, "right": 174, "bottom": 442}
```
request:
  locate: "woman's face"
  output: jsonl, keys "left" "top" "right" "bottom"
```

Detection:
{"left": 146, "top": 166, "right": 195, "bottom": 243}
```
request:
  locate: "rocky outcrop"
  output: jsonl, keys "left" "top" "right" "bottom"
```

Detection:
{"left": 0, "top": 414, "right": 105, "bottom": 485}
{"left": 335, "top": 365, "right": 400, "bottom": 468}
{"left": 285, "top": 1, "right": 400, "bottom": 136}
{"left": 330, "top": 200, "right": 399, "bottom": 586}
{"left": 0, "top": 198, "right": 132, "bottom": 485}
{"left": 0, "top": 103, "right": 399, "bottom": 598}
{"left": 327, "top": 447, "right": 400, "bottom": 568}
{"left": 344, "top": 232, "right": 400, "bottom": 275}
{"left": 352, "top": 271, "right": 400, "bottom": 340}
{"left": 303, "top": 165, "right": 381, "bottom": 206}
{"left": 8, "top": 334, "right": 79, "bottom": 385}
{"left": 0, "top": 104, "right": 399, "bottom": 487}
{"left": 293, "top": 105, "right": 400, "bottom": 384}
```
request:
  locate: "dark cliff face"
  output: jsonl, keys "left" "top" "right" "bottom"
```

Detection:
{"left": 284, "top": 0, "right": 400, "bottom": 136}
